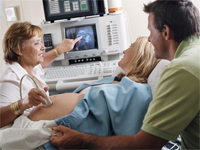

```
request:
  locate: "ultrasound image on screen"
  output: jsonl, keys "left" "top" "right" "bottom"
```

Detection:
{"left": 65, "top": 25, "right": 97, "bottom": 51}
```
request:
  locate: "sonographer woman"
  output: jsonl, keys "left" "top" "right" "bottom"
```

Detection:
{"left": 0, "top": 21, "right": 82, "bottom": 128}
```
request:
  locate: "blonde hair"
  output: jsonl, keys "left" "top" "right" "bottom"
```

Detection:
{"left": 117, "top": 37, "right": 160, "bottom": 83}
{"left": 3, "top": 21, "right": 43, "bottom": 64}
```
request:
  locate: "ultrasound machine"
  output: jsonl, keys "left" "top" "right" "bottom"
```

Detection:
{"left": 40, "top": 0, "right": 131, "bottom": 93}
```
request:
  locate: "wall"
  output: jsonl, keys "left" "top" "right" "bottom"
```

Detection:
{"left": 0, "top": 0, "right": 200, "bottom": 71}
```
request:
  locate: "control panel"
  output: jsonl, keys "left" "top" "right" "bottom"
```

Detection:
{"left": 69, "top": 56, "right": 101, "bottom": 64}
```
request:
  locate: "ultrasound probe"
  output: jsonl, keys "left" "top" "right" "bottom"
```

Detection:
{"left": 20, "top": 74, "right": 52, "bottom": 108}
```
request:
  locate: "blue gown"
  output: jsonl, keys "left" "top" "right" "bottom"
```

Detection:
{"left": 44, "top": 76, "right": 152, "bottom": 149}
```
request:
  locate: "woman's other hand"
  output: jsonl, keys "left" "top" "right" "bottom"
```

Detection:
{"left": 56, "top": 37, "right": 82, "bottom": 54}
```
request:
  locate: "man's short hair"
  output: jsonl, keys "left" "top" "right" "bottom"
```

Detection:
{"left": 144, "top": 0, "right": 200, "bottom": 43}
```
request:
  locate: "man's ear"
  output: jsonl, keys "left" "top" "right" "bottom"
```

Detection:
{"left": 162, "top": 25, "right": 171, "bottom": 40}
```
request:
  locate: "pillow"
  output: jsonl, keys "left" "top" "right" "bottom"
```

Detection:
{"left": 112, "top": 59, "right": 170, "bottom": 97}
{"left": 147, "top": 59, "right": 170, "bottom": 97}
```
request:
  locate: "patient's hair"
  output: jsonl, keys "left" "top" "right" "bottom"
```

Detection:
{"left": 117, "top": 37, "right": 160, "bottom": 83}
{"left": 3, "top": 21, "right": 43, "bottom": 64}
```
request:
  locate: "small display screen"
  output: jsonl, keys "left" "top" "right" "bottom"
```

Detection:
{"left": 65, "top": 25, "right": 98, "bottom": 51}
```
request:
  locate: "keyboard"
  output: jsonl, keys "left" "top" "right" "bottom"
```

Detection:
{"left": 42, "top": 61, "right": 118, "bottom": 82}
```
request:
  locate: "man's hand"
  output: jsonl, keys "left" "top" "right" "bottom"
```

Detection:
{"left": 50, "top": 125, "right": 86, "bottom": 149}
{"left": 50, "top": 126, "right": 168, "bottom": 149}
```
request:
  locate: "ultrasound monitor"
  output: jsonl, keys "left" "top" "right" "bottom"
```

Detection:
{"left": 42, "top": 0, "right": 105, "bottom": 22}
{"left": 60, "top": 19, "right": 103, "bottom": 65}
{"left": 65, "top": 25, "right": 98, "bottom": 51}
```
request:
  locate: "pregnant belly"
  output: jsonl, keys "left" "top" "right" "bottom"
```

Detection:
{"left": 28, "top": 93, "right": 85, "bottom": 121}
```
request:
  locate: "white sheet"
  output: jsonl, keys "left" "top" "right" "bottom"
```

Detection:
{"left": 0, "top": 112, "right": 57, "bottom": 150}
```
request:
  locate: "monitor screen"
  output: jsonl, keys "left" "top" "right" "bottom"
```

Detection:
{"left": 43, "top": 0, "right": 105, "bottom": 22}
{"left": 65, "top": 25, "right": 98, "bottom": 51}
{"left": 47, "top": 0, "right": 90, "bottom": 17}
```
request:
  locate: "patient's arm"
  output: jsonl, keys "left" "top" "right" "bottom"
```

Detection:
{"left": 28, "top": 93, "right": 85, "bottom": 121}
